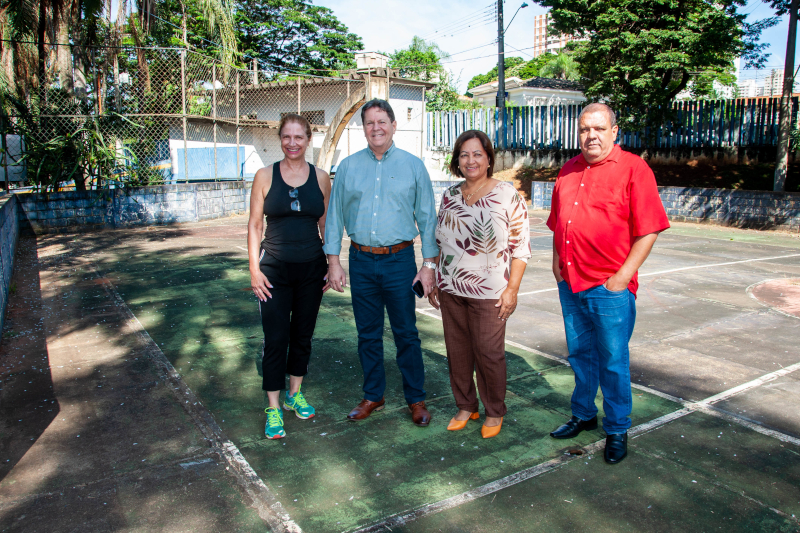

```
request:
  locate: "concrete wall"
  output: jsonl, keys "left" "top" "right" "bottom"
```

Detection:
{"left": 531, "top": 181, "right": 800, "bottom": 232}
{"left": 16, "top": 181, "right": 250, "bottom": 235}
{"left": 0, "top": 194, "right": 19, "bottom": 335}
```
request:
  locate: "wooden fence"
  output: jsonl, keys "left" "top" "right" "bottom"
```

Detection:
{"left": 426, "top": 97, "right": 798, "bottom": 151}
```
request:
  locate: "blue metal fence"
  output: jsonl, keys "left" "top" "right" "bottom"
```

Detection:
{"left": 426, "top": 97, "right": 798, "bottom": 151}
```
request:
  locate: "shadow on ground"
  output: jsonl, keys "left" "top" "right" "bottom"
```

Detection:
{"left": 1, "top": 216, "right": 799, "bottom": 532}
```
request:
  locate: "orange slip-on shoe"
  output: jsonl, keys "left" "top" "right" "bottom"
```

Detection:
{"left": 447, "top": 412, "right": 480, "bottom": 431}
{"left": 481, "top": 417, "right": 503, "bottom": 439}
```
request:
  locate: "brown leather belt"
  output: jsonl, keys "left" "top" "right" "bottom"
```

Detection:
{"left": 351, "top": 240, "right": 413, "bottom": 255}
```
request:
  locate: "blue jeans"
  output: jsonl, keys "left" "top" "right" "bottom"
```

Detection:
{"left": 557, "top": 280, "right": 636, "bottom": 434}
{"left": 349, "top": 245, "right": 426, "bottom": 404}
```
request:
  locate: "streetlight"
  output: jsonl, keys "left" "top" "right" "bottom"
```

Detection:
{"left": 505, "top": 2, "right": 529, "bottom": 34}
{"left": 496, "top": 2, "right": 528, "bottom": 149}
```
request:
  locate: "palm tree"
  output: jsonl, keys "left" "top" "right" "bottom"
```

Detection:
{"left": 0, "top": 0, "right": 38, "bottom": 97}
{"left": 539, "top": 53, "right": 580, "bottom": 81}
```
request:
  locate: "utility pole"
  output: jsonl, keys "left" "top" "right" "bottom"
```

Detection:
{"left": 774, "top": 0, "right": 799, "bottom": 192}
{"left": 496, "top": 0, "right": 505, "bottom": 149}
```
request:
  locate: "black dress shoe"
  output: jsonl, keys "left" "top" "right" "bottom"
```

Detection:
{"left": 550, "top": 415, "right": 598, "bottom": 439}
{"left": 604, "top": 433, "right": 627, "bottom": 464}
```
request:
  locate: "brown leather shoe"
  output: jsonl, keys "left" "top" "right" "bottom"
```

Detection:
{"left": 347, "top": 398, "right": 385, "bottom": 421}
{"left": 408, "top": 401, "right": 431, "bottom": 427}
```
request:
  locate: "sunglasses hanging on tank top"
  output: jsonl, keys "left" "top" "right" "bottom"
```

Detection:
{"left": 289, "top": 187, "right": 301, "bottom": 212}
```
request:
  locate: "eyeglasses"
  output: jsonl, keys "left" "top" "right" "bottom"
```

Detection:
{"left": 289, "top": 188, "right": 301, "bottom": 211}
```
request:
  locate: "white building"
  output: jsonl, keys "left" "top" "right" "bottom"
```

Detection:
{"left": 468, "top": 76, "right": 585, "bottom": 107}
{"left": 761, "top": 69, "right": 800, "bottom": 96}
{"left": 168, "top": 53, "right": 434, "bottom": 179}
{"left": 737, "top": 79, "right": 763, "bottom": 98}
{"left": 675, "top": 79, "right": 737, "bottom": 100}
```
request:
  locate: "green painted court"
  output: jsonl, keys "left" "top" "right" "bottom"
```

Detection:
{"left": 1, "top": 212, "right": 798, "bottom": 532}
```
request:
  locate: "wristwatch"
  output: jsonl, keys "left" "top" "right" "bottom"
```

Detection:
{"left": 422, "top": 261, "right": 437, "bottom": 270}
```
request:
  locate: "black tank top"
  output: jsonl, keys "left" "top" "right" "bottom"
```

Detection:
{"left": 261, "top": 161, "right": 325, "bottom": 263}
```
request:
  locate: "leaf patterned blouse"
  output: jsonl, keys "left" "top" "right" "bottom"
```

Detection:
{"left": 435, "top": 181, "right": 531, "bottom": 299}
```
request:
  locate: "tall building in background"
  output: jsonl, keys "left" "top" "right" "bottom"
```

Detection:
{"left": 737, "top": 79, "right": 763, "bottom": 98}
{"left": 764, "top": 69, "right": 784, "bottom": 96}
{"left": 759, "top": 69, "right": 799, "bottom": 96}
{"left": 530, "top": 11, "right": 582, "bottom": 57}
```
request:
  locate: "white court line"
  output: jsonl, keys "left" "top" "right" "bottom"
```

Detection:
{"left": 85, "top": 260, "right": 301, "bottom": 533}
{"left": 641, "top": 253, "right": 800, "bottom": 277}
{"left": 419, "top": 307, "right": 800, "bottom": 439}
{"left": 419, "top": 309, "right": 688, "bottom": 405}
{"left": 697, "top": 361, "right": 800, "bottom": 406}
{"left": 236, "top": 245, "right": 247, "bottom": 251}
{"left": 358, "top": 312, "right": 800, "bottom": 532}
{"left": 516, "top": 252, "right": 800, "bottom": 297}
{"left": 517, "top": 287, "right": 558, "bottom": 296}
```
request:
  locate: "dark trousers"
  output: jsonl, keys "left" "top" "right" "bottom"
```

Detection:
{"left": 348, "top": 245, "right": 426, "bottom": 404}
{"left": 259, "top": 251, "right": 327, "bottom": 391}
{"left": 440, "top": 291, "right": 508, "bottom": 418}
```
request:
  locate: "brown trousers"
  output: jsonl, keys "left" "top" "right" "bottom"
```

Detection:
{"left": 440, "top": 291, "right": 508, "bottom": 418}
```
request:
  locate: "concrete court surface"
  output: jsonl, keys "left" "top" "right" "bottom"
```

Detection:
{"left": 0, "top": 209, "right": 798, "bottom": 532}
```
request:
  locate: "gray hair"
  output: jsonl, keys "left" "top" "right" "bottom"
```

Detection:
{"left": 578, "top": 102, "right": 617, "bottom": 128}
{"left": 361, "top": 99, "right": 396, "bottom": 123}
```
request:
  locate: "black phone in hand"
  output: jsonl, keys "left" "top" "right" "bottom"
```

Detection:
{"left": 412, "top": 280, "right": 424, "bottom": 298}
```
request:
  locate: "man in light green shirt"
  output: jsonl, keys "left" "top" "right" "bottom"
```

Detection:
{"left": 324, "top": 99, "right": 437, "bottom": 427}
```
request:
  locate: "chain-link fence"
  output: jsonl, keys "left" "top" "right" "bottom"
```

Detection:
{"left": 5, "top": 44, "right": 389, "bottom": 190}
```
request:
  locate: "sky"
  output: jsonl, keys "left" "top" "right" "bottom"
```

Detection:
{"left": 316, "top": 0, "right": 798, "bottom": 94}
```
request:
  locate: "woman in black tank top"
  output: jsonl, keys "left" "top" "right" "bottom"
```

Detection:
{"left": 246, "top": 114, "right": 332, "bottom": 440}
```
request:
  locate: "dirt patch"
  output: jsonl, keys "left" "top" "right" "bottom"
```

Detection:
{"left": 500, "top": 160, "right": 800, "bottom": 202}
{"left": 494, "top": 167, "right": 559, "bottom": 203}
{"left": 748, "top": 278, "right": 800, "bottom": 318}
{"left": 649, "top": 161, "right": 800, "bottom": 192}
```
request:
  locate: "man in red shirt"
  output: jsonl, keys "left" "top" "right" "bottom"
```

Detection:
{"left": 546, "top": 103, "right": 670, "bottom": 464}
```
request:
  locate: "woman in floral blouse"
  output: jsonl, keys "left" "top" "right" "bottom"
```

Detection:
{"left": 428, "top": 130, "right": 531, "bottom": 439}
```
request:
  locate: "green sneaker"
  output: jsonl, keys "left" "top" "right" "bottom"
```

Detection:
{"left": 283, "top": 387, "right": 315, "bottom": 419}
{"left": 264, "top": 407, "right": 285, "bottom": 439}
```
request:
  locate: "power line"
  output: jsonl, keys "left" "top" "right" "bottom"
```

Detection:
{"left": 424, "top": 11, "right": 496, "bottom": 38}
{"left": 435, "top": 16, "right": 498, "bottom": 40}
{"left": 418, "top": 2, "right": 496, "bottom": 41}
{"left": 505, "top": 42, "right": 535, "bottom": 59}
{"left": 446, "top": 40, "right": 499, "bottom": 58}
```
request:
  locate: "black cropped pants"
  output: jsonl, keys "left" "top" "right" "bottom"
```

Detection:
{"left": 258, "top": 250, "right": 327, "bottom": 391}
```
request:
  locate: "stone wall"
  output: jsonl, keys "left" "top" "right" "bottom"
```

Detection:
{"left": 531, "top": 181, "right": 800, "bottom": 232}
{"left": 0, "top": 194, "right": 19, "bottom": 335}
{"left": 16, "top": 181, "right": 250, "bottom": 235}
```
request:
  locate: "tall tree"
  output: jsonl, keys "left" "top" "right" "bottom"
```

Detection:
{"left": 464, "top": 53, "right": 579, "bottom": 96}
{"left": 233, "top": 0, "right": 362, "bottom": 73}
{"left": 508, "top": 54, "right": 556, "bottom": 80}
{"left": 539, "top": 0, "right": 776, "bottom": 132}
{"left": 538, "top": 52, "right": 579, "bottom": 81}
{"left": 155, "top": 0, "right": 362, "bottom": 73}
{"left": 388, "top": 36, "right": 472, "bottom": 111}
{"left": 389, "top": 36, "right": 448, "bottom": 81}
{"left": 0, "top": 0, "right": 38, "bottom": 97}
{"left": 466, "top": 57, "right": 525, "bottom": 94}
